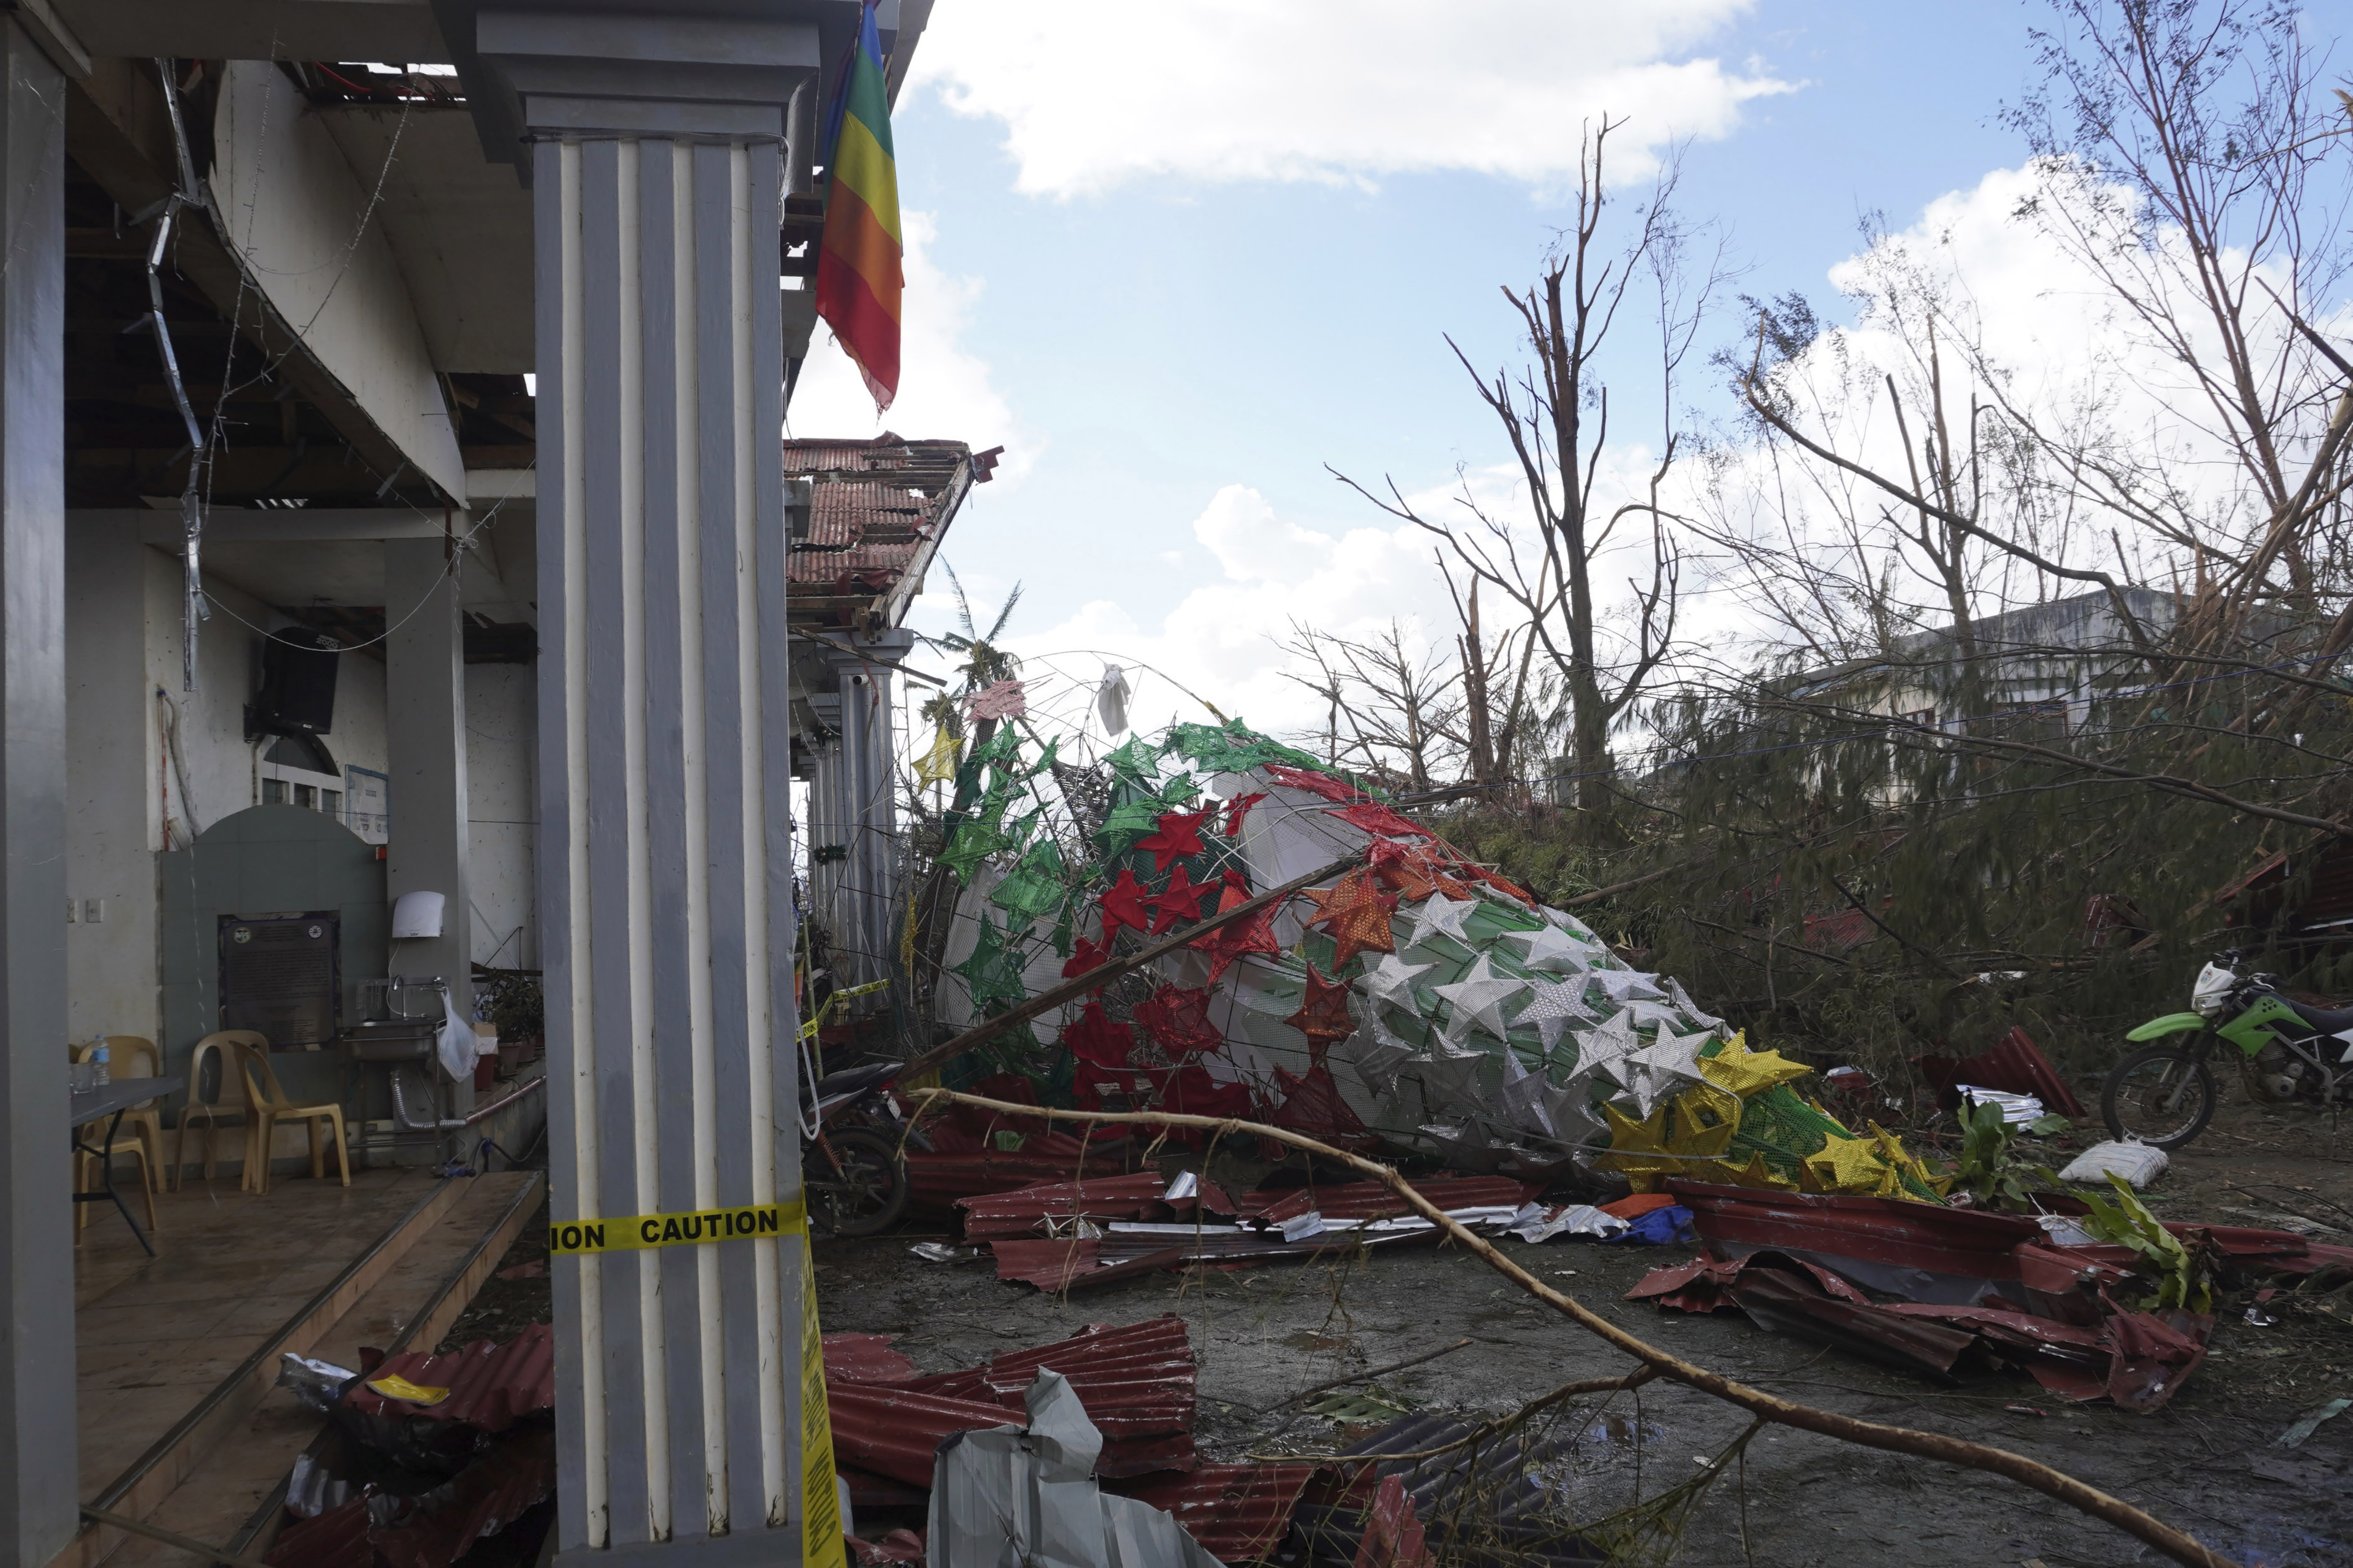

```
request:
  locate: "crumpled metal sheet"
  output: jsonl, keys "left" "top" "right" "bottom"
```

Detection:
{"left": 1912, "top": 1026, "right": 2087, "bottom": 1119}
{"left": 825, "top": 1332, "right": 921, "bottom": 1386}
{"left": 928, "top": 1371, "right": 1220, "bottom": 1568}
{"left": 265, "top": 1427, "right": 557, "bottom": 1568}
{"left": 831, "top": 1383, "right": 1025, "bottom": 1487}
{"left": 912, "top": 1317, "right": 1200, "bottom": 1478}
{"left": 1352, "top": 1473, "right": 1429, "bottom": 1568}
{"left": 1111, "top": 1463, "right": 1319, "bottom": 1564}
{"left": 1628, "top": 1248, "right": 2215, "bottom": 1410}
{"left": 957, "top": 1173, "right": 1201, "bottom": 1240}
{"left": 1241, "top": 1177, "right": 1535, "bottom": 1225}
{"left": 906, "top": 1144, "right": 1135, "bottom": 1216}
{"left": 344, "top": 1323, "right": 554, "bottom": 1433}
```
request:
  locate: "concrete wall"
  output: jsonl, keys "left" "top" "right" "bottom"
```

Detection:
{"left": 466, "top": 661, "right": 536, "bottom": 970}
{"left": 65, "top": 536, "right": 393, "bottom": 1042}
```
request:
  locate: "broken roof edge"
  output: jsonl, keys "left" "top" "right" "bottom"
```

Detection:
{"left": 785, "top": 433, "right": 993, "bottom": 634}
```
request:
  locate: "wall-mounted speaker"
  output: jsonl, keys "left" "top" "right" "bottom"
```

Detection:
{"left": 250, "top": 627, "right": 340, "bottom": 736}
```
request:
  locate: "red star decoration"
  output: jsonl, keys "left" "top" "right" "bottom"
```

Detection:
{"left": 1301, "top": 866, "right": 1398, "bottom": 968}
{"left": 1189, "top": 876, "right": 1282, "bottom": 984}
{"left": 1337, "top": 800, "right": 1432, "bottom": 840}
{"left": 1223, "top": 792, "right": 1268, "bottom": 837}
{"left": 1061, "top": 935, "right": 1114, "bottom": 984}
{"left": 1133, "top": 983, "right": 1223, "bottom": 1057}
{"left": 1098, "top": 868, "right": 1152, "bottom": 936}
{"left": 1282, "top": 965, "right": 1357, "bottom": 1065}
{"left": 1133, "top": 809, "right": 1212, "bottom": 872}
{"left": 1265, "top": 764, "right": 1366, "bottom": 803}
{"left": 1366, "top": 837, "right": 1473, "bottom": 903}
{"left": 1148, "top": 864, "right": 1208, "bottom": 934}
{"left": 1269, "top": 1062, "right": 1376, "bottom": 1148}
{"left": 1061, "top": 1001, "right": 1136, "bottom": 1072}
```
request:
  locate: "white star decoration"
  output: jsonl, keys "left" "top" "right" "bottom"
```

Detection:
{"left": 1434, "top": 953, "right": 1527, "bottom": 1045}
{"left": 1586, "top": 968, "right": 1668, "bottom": 1006}
{"left": 1665, "top": 977, "right": 1726, "bottom": 1032}
{"left": 1611, "top": 1028, "right": 1713, "bottom": 1120}
{"left": 1573, "top": 1011, "right": 1644, "bottom": 1088}
{"left": 1500, "top": 924, "right": 1601, "bottom": 975}
{"left": 1356, "top": 951, "right": 1434, "bottom": 1012}
{"left": 1401, "top": 894, "right": 1478, "bottom": 950}
{"left": 1512, "top": 975, "right": 1596, "bottom": 1053}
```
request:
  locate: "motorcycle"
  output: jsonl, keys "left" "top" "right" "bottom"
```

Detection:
{"left": 799, "top": 1058, "right": 914, "bottom": 1237}
{"left": 2103, "top": 951, "right": 2353, "bottom": 1149}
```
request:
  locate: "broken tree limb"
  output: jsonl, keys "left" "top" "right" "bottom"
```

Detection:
{"left": 907, "top": 1089, "right": 2240, "bottom": 1568}
{"left": 895, "top": 854, "right": 1359, "bottom": 1084}
{"left": 1271, "top": 1337, "right": 1477, "bottom": 1412}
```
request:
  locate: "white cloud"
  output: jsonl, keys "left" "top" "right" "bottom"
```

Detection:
{"left": 989, "top": 485, "right": 1461, "bottom": 744}
{"left": 909, "top": 1, "right": 1793, "bottom": 199}
{"left": 786, "top": 210, "right": 1031, "bottom": 477}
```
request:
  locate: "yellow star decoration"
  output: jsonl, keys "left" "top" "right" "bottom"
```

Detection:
{"left": 1697, "top": 1032, "right": 1813, "bottom": 1099}
{"left": 1701, "top": 1151, "right": 1796, "bottom": 1191}
{"left": 1867, "top": 1121, "right": 1953, "bottom": 1199}
{"left": 1801, "top": 1131, "right": 1892, "bottom": 1194}
{"left": 1667, "top": 1081, "right": 1742, "bottom": 1158}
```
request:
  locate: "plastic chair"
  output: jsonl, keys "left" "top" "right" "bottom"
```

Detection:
{"left": 237, "top": 1043, "right": 351, "bottom": 1193}
{"left": 72, "top": 1040, "right": 161, "bottom": 1236}
{"left": 178, "top": 1031, "right": 262, "bottom": 1191}
{"left": 91, "top": 1037, "right": 168, "bottom": 1175}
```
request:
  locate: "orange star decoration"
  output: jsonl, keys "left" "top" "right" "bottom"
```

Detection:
{"left": 1302, "top": 867, "right": 1397, "bottom": 968}
{"left": 1365, "top": 837, "right": 1474, "bottom": 903}
{"left": 1283, "top": 965, "right": 1357, "bottom": 1064}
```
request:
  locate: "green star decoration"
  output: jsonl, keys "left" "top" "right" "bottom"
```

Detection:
{"left": 954, "top": 909, "right": 1031, "bottom": 1011}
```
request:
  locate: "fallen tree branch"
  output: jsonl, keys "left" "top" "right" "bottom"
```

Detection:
{"left": 1269, "top": 1336, "right": 1477, "bottom": 1412}
{"left": 908, "top": 1089, "right": 2239, "bottom": 1568}
{"left": 896, "top": 855, "right": 1359, "bottom": 1083}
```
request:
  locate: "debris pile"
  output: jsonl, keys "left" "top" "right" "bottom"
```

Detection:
{"left": 264, "top": 1325, "right": 557, "bottom": 1568}
{"left": 822, "top": 1311, "right": 1610, "bottom": 1568}
{"left": 913, "top": 720, "right": 2088, "bottom": 1215}
{"left": 1628, "top": 1182, "right": 2353, "bottom": 1411}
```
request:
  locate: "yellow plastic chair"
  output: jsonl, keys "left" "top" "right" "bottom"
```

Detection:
{"left": 236, "top": 1042, "right": 351, "bottom": 1194}
{"left": 73, "top": 1040, "right": 161, "bottom": 1236}
{"left": 178, "top": 1031, "right": 262, "bottom": 1191}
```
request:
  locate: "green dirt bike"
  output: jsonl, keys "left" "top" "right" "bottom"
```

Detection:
{"left": 2104, "top": 951, "right": 2353, "bottom": 1149}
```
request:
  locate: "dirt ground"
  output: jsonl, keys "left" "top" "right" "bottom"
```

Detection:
{"left": 444, "top": 1082, "right": 2353, "bottom": 1567}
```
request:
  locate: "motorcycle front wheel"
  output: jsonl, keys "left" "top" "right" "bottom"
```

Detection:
{"left": 804, "top": 1125, "right": 911, "bottom": 1238}
{"left": 2101, "top": 1043, "right": 2218, "bottom": 1149}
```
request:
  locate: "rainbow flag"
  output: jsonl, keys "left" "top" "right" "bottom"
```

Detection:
{"left": 816, "top": 2, "right": 902, "bottom": 411}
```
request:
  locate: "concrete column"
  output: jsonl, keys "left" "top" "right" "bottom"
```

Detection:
{"left": 0, "top": 18, "right": 73, "bottom": 1566}
{"left": 384, "top": 536, "right": 476, "bottom": 1022}
{"left": 817, "top": 631, "right": 911, "bottom": 1005}
{"left": 481, "top": 10, "right": 820, "bottom": 1561}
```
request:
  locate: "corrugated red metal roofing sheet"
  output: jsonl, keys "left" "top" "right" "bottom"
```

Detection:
{"left": 784, "top": 437, "right": 974, "bottom": 612}
{"left": 1112, "top": 1463, "right": 1319, "bottom": 1563}
{"left": 266, "top": 1496, "right": 373, "bottom": 1568}
{"left": 1668, "top": 1183, "right": 2044, "bottom": 1283}
{"left": 344, "top": 1322, "right": 555, "bottom": 1432}
{"left": 955, "top": 1172, "right": 1182, "bottom": 1240}
{"left": 1912, "top": 1026, "right": 2088, "bottom": 1119}
{"left": 908, "top": 1316, "right": 1200, "bottom": 1477}
{"left": 905, "top": 1145, "right": 1133, "bottom": 1216}
{"left": 823, "top": 1333, "right": 919, "bottom": 1386}
{"left": 827, "top": 1383, "right": 1018, "bottom": 1488}
{"left": 1242, "top": 1176, "right": 1536, "bottom": 1225}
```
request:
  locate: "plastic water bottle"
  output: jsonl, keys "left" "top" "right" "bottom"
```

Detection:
{"left": 92, "top": 1043, "right": 109, "bottom": 1088}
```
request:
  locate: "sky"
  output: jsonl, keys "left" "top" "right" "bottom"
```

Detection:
{"left": 783, "top": 1, "right": 2173, "bottom": 750}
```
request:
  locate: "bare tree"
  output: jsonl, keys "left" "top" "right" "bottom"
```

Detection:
{"left": 1278, "top": 619, "right": 1462, "bottom": 792}
{"left": 1334, "top": 118, "right": 1727, "bottom": 840}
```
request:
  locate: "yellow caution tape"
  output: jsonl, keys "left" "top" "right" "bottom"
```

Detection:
{"left": 365, "top": 1374, "right": 450, "bottom": 1406}
{"left": 547, "top": 1199, "right": 806, "bottom": 1256}
{"left": 800, "top": 1240, "right": 845, "bottom": 1568}
{"left": 797, "top": 980, "right": 890, "bottom": 1042}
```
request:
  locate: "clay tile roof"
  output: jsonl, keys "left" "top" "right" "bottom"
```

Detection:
{"left": 785, "top": 433, "right": 994, "bottom": 628}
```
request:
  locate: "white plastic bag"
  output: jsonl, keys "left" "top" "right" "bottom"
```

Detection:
{"left": 438, "top": 992, "right": 475, "bottom": 1081}
{"left": 2059, "top": 1139, "right": 2169, "bottom": 1190}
